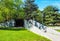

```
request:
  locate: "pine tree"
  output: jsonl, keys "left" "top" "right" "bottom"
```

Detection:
{"left": 24, "top": 0, "right": 38, "bottom": 20}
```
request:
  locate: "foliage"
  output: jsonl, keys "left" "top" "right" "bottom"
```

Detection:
{"left": 24, "top": 0, "right": 38, "bottom": 20}
{"left": 0, "top": 0, "right": 60, "bottom": 26}
{"left": 0, "top": 0, "right": 24, "bottom": 22}
{"left": 35, "top": 10, "right": 42, "bottom": 23}
{"left": 43, "top": 6, "right": 59, "bottom": 25}
{"left": 56, "top": 30, "right": 60, "bottom": 32}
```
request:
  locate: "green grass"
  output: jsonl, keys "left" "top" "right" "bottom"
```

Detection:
{"left": 56, "top": 30, "right": 60, "bottom": 32}
{"left": 0, "top": 28, "right": 51, "bottom": 41}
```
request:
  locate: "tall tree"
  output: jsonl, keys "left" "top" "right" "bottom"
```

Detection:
{"left": 24, "top": 0, "right": 38, "bottom": 20}
{"left": 35, "top": 10, "right": 42, "bottom": 23}
{"left": 43, "top": 6, "right": 59, "bottom": 25}
{"left": 0, "top": 0, "right": 24, "bottom": 22}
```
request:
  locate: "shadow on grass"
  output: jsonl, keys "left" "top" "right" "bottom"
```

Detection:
{"left": 0, "top": 27, "right": 26, "bottom": 31}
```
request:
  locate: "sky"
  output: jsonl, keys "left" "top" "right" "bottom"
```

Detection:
{"left": 35, "top": 0, "right": 60, "bottom": 11}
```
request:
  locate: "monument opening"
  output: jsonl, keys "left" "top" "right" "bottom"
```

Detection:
{"left": 15, "top": 19, "right": 24, "bottom": 27}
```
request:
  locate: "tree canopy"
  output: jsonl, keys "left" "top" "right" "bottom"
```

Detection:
{"left": 0, "top": 0, "right": 24, "bottom": 22}
{"left": 24, "top": 0, "right": 38, "bottom": 20}
{"left": 43, "top": 6, "right": 59, "bottom": 25}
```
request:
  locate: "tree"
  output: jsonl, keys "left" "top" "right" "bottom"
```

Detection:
{"left": 12, "top": 0, "right": 24, "bottom": 19}
{"left": 24, "top": 0, "right": 38, "bottom": 20}
{"left": 43, "top": 6, "right": 59, "bottom": 25}
{"left": 35, "top": 10, "right": 42, "bottom": 23}
{"left": 0, "top": 10, "right": 5, "bottom": 22}
{"left": 0, "top": 0, "right": 24, "bottom": 22}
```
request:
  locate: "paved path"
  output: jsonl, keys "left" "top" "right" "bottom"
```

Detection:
{"left": 25, "top": 20, "right": 60, "bottom": 41}
{"left": 29, "top": 26, "right": 60, "bottom": 41}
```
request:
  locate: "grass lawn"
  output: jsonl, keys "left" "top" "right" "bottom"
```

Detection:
{"left": 0, "top": 28, "right": 51, "bottom": 41}
{"left": 56, "top": 30, "right": 60, "bottom": 32}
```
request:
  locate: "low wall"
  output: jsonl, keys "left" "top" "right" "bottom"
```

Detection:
{"left": 0, "top": 19, "right": 15, "bottom": 27}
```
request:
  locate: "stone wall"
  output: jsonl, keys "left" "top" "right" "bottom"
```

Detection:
{"left": 0, "top": 19, "right": 15, "bottom": 27}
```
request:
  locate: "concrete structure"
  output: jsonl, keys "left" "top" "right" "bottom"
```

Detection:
{"left": 0, "top": 19, "right": 24, "bottom": 27}
{"left": 24, "top": 19, "right": 60, "bottom": 41}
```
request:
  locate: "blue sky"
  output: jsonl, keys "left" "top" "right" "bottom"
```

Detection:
{"left": 35, "top": 0, "right": 60, "bottom": 11}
